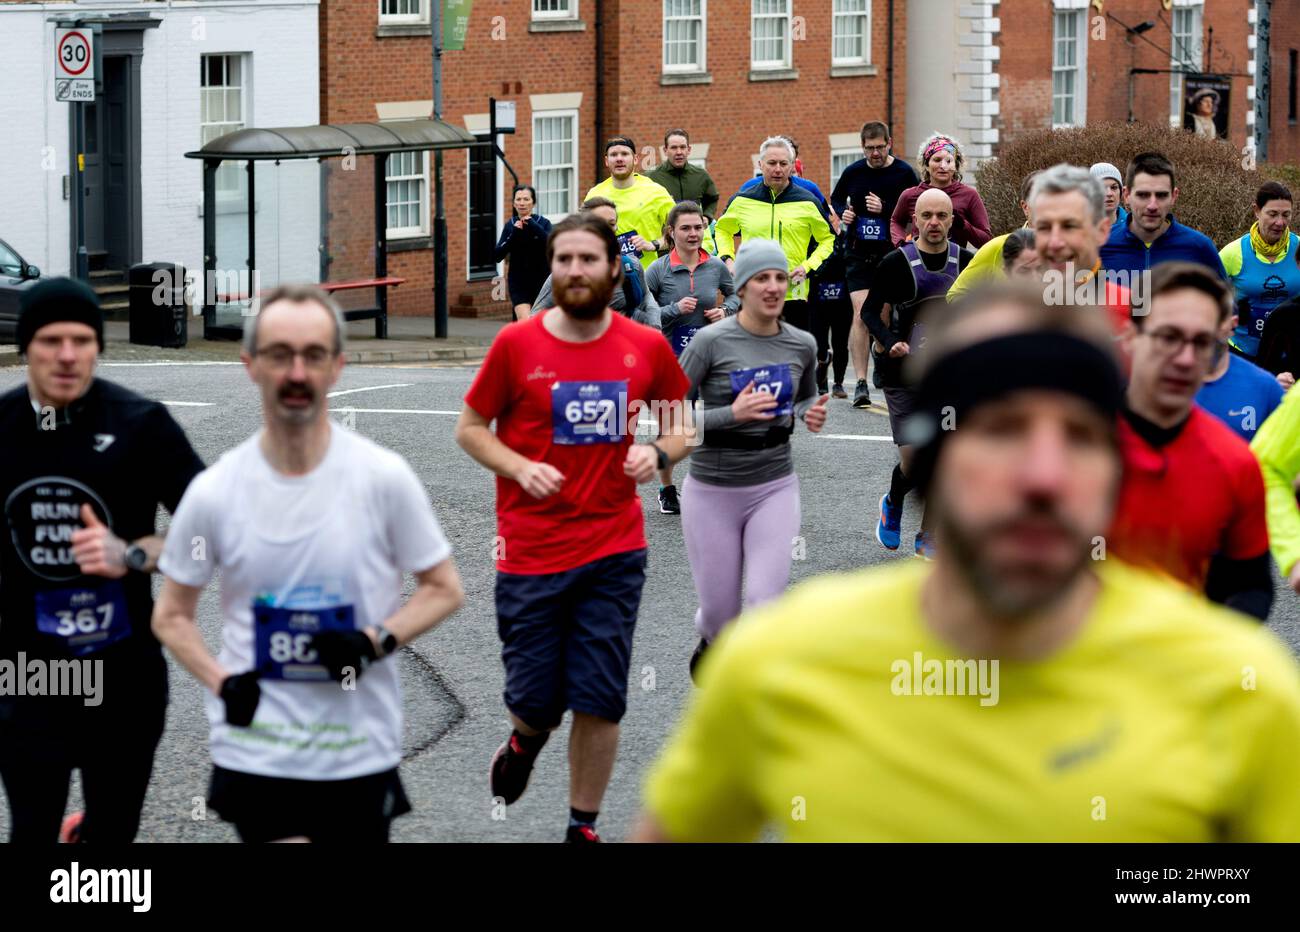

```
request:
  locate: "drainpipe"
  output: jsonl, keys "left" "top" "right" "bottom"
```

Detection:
{"left": 594, "top": 0, "right": 604, "bottom": 184}
{"left": 886, "top": 0, "right": 895, "bottom": 131}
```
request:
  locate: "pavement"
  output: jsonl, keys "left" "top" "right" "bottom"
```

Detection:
{"left": 0, "top": 358, "right": 1298, "bottom": 844}
{"left": 0, "top": 314, "right": 503, "bottom": 367}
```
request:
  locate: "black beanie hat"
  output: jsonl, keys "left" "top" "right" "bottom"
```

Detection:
{"left": 18, "top": 277, "right": 104, "bottom": 354}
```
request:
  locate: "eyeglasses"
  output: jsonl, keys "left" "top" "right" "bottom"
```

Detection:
{"left": 1141, "top": 327, "right": 1223, "bottom": 363}
{"left": 256, "top": 345, "right": 336, "bottom": 369}
{"left": 863, "top": 144, "right": 889, "bottom": 153}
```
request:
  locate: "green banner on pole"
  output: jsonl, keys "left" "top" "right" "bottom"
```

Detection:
{"left": 443, "top": 0, "right": 473, "bottom": 50}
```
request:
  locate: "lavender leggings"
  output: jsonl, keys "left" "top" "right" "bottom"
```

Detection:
{"left": 681, "top": 472, "right": 802, "bottom": 641}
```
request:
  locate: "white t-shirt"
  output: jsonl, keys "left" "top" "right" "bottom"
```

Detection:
{"left": 159, "top": 424, "right": 452, "bottom": 780}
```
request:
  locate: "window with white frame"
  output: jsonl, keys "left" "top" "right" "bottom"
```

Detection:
{"left": 1169, "top": 3, "right": 1204, "bottom": 126}
{"left": 386, "top": 150, "right": 429, "bottom": 238}
{"left": 378, "top": 0, "right": 427, "bottom": 24}
{"left": 664, "top": 0, "right": 706, "bottom": 73}
{"left": 1051, "top": 9, "right": 1087, "bottom": 127}
{"left": 832, "top": 0, "right": 870, "bottom": 65}
{"left": 751, "top": 0, "right": 791, "bottom": 70}
{"left": 533, "top": 0, "right": 576, "bottom": 20}
{"left": 200, "top": 54, "right": 246, "bottom": 197}
{"left": 533, "top": 110, "right": 578, "bottom": 218}
{"left": 831, "top": 149, "right": 859, "bottom": 187}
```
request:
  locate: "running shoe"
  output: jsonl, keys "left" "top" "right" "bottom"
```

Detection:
{"left": 689, "top": 637, "right": 710, "bottom": 684}
{"left": 914, "top": 531, "right": 936, "bottom": 561}
{"left": 875, "top": 492, "right": 902, "bottom": 551}
{"left": 852, "top": 379, "right": 872, "bottom": 408}
{"left": 658, "top": 484, "right": 681, "bottom": 515}
{"left": 831, "top": 383, "right": 848, "bottom": 399}
{"left": 565, "top": 824, "right": 602, "bottom": 844}
{"left": 490, "top": 732, "right": 548, "bottom": 805}
{"left": 59, "top": 811, "right": 84, "bottom": 844}
{"left": 816, "top": 357, "right": 830, "bottom": 394}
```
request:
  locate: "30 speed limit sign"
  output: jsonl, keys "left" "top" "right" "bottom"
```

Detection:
{"left": 54, "top": 28, "right": 95, "bottom": 102}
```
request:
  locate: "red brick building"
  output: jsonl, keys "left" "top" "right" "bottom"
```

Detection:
{"left": 320, "top": 0, "right": 906, "bottom": 317}
{"left": 994, "top": 0, "right": 1300, "bottom": 164}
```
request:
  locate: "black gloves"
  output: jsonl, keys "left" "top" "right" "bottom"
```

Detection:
{"left": 220, "top": 672, "right": 262, "bottom": 727}
{"left": 311, "top": 629, "right": 378, "bottom": 682}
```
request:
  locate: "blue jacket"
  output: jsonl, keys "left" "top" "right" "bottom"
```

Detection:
{"left": 1100, "top": 215, "right": 1226, "bottom": 280}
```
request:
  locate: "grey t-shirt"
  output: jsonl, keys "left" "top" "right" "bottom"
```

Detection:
{"left": 678, "top": 315, "right": 818, "bottom": 487}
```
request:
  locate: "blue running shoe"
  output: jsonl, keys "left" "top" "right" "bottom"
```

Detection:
{"left": 875, "top": 492, "right": 902, "bottom": 550}
{"left": 914, "top": 531, "right": 935, "bottom": 561}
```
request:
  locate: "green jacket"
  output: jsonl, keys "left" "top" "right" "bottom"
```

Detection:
{"left": 714, "top": 181, "right": 836, "bottom": 302}
{"left": 647, "top": 161, "right": 720, "bottom": 219}
{"left": 1251, "top": 385, "right": 1300, "bottom": 575}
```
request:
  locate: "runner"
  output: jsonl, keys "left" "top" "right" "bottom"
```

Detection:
{"left": 493, "top": 184, "right": 553, "bottom": 321}
{"left": 1108, "top": 263, "right": 1272, "bottom": 620}
{"left": 830, "top": 121, "right": 919, "bottom": 408}
{"left": 808, "top": 236, "right": 853, "bottom": 397}
{"left": 1090, "top": 162, "right": 1128, "bottom": 229}
{"left": 1001, "top": 228, "right": 1043, "bottom": 280}
{"left": 647, "top": 128, "right": 719, "bottom": 221}
{"left": 152, "top": 284, "right": 465, "bottom": 843}
{"left": 1219, "top": 181, "right": 1300, "bottom": 360}
{"left": 739, "top": 136, "right": 836, "bottom": 228}
{"left": 1099, "top": 152, "right": 1225, "bottom": 279}
{"left": 0, "top": 278, "right": 204, "bottom": 843}
{"left": 1252, "top": 378, "right": 1300, "bottom": 594}
{"left": 863, "top": 188, "right": 973, "bottom": 559}
{"left": 532, "top": 197, "right": 660, "bottom": 327}
{"left": 675, "top": 239, "right": 827, "bottom": 680}
{"left": 455, "top": 212, "right": 690, "bottom": 843}
{"left": 632, "top": 280, "right": 1300, "bottom": 842}
{"left": 584, "top": 135, "right": 676, "bottom": 272}
{"left": 645, "top": 200, "right": 740, "bottom": 514}
{"left": 890, "top": 133, "right": 992, "bottom": 249}
{"left": 714, "top": 136, "right": 836, "bottom": 333}
{"left": 946, "top": 171, "right": 1039, "bottom": 300}
{"left": 1195, "top": 305, "right": 1285, "bottom": 442}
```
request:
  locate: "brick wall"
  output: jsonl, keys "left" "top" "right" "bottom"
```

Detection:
{"left": 1266, "top": 0, "right": 1300, "bottom": 164}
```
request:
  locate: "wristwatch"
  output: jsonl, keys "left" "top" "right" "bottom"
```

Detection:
{"left": 649, "top": 443, "right": 669, "bottom": 470}
{"left": 124, "top": 543, "right": 149, "bottom": 573}
{"left": 371, "top": 624, "right": 399, "bottom": 658}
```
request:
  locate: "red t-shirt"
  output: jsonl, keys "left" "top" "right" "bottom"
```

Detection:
{"left": 464, "top": 310, "right": 690, "bottom": 575}
{"left": 1104, "top": 280, "right": 1132, "bottom": 336}
{"left": 1108, "top": 407, "right": 1269, "bottom": 591}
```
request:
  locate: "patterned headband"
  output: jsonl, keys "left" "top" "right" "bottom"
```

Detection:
{"left": 923, "top": 138, "right": 957, "bottom": 164}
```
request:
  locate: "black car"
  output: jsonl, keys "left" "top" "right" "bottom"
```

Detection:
{"left": 0, "top": 238, "right": 41, "bottom": 344}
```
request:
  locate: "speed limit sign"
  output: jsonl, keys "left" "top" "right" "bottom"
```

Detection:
{"left": 54, "top": 28, "right": 95, "bottom": 102}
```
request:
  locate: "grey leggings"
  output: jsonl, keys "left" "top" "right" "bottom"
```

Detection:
{"left": 681, "top": 471, "right": 802, "bottom": 641}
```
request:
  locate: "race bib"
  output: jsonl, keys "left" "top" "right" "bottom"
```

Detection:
{"left": 616, "top": 231, "right": 643, "bottom": 259}
{"left": 35, "top": 581, "right": 131, "bottom": 656}
{"left": 908, "top": 321, "right": 928, "bottom": 352}
{"left": 817, "top": 281, "right": 845, "bottom": 302}
{"left": 551, "top": 380, "right": 627, "bottom": 445}
{"left": 253, "top": 602, "right": 356, "bottom": 682}
{"left": 855, "top": 217, "right": 886, "bottom": 241}
{"left": 729, "top": 363, "right": 794, "bottom": 417}
{"left": 671, "top": 324, "right": 700, "bottom": 357}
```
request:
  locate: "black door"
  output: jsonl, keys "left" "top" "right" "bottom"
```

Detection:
{"left": 78, "top": 56, "right": 131, "bottom": 271}
{"left": 467, "top": 135, "right": 497, "bottom": 279}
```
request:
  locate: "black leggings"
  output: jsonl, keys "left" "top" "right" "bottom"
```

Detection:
{"left": 811, "top": 298, "right": 852, "bottom": 383}
{"left": 0, "top": 701, "right": 165, "bottom": 843}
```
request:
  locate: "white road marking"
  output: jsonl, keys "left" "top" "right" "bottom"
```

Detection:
{"left": 327, "top": 382, "right": 413, "bottom": 398}
{"left": 333, "top": 407, "right": 461, "bottom": 415}
{"left": 161, "top": 401, "right": 216, "bottom": 407}
{"left": 99, "top": 361, "right": 244, "bottom": 367}
{"left": 819, "top": 433, "right": 894, "bottom": 441}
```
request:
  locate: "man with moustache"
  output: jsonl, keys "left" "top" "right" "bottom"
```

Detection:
{"left": 0, "top": 278, "right": 204, "bottom": 842}
{"left": 456, "top": 213, "right": 691, "bottom": 843}
{"left": 153, "top": 285, "right": 465, "bottom": 842}
{"left": 632, "top": 280, "right": 1300, "bottom": 842}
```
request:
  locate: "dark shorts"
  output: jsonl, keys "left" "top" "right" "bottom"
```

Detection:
{"left": 883, "top": 386, "right": 918, "bottom": 445}
{"left": 781, "top": 299, "right": 811, "bottom": 332}
{"left": 495, "top": 548, "right": 648, "bottom": 729}
{"left": 845, "top": 253, "right": 885, "bottom": 293}
{"left": 208, "top": 765, "right": 412, "bottom": 843}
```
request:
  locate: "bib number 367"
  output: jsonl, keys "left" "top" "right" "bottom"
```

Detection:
{"left": 35, "top": 581, "right": 131, "bottom": 656}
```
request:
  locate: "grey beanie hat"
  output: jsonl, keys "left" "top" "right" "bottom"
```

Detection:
{"left": 732, "top": 239, "right": 789, "bottom": 290}
{"left": 1089, "top": 162, "right": 1123, "bottom": 186}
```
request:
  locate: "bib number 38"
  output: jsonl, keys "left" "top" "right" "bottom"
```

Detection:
{"left": 254, "top": 603, "right": 356, "bottom": 681}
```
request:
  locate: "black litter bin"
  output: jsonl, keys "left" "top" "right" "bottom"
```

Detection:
{"left": 129, "top": 262, "right": 188, "bottom": 348}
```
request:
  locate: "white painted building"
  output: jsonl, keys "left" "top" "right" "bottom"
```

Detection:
{"left": 0, "top": 0, "right": 320, "bottom": 294}
{"left": 905, "top": 0, "right": 1000, "bottom": 181}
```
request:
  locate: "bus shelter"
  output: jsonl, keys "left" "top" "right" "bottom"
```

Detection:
{"left": 185, "top": 119, "right": 483, "bottom": 340}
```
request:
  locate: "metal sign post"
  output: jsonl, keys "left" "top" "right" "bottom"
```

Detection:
{"left": 55, "top": 26, "right": 96, "bottom": 281}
